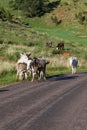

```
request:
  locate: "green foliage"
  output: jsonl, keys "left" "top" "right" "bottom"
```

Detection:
{"left": 76, "top": 11, "right": 87, "bottom": 25}
{"left": 0, "top": 6, "right": 13, "bottom": 21}
{"left": 9, "top": 0, "right": 61, "bottom": 17}
{"left": 0, "top": 39, "right": 4, "bottom": 44}
{"left": 84, "top": 1, "right": 87, "bottom": 6}
{"left": 0, "top": 69, "right": 16, "bottom": 87}
{"left": 47, "top": 0, "right": 61, "bottom": 10}
{"left": 10, "top": 0, "right": 49, "bottom": 17}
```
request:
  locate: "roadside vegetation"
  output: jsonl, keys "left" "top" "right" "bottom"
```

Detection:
{"left": 0, "top": 0, "right": 87, "bottom": 87}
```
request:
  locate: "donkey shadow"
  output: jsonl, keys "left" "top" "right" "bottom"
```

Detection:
{"left": 0, "top": 89, "right": 9, "bottom": 93}
{"left": 47, "top": 74, "right": 78, "bottom": 81}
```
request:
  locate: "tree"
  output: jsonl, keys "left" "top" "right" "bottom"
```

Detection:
{"left": 10, "top": 0, "right": 49, "bottom": 17}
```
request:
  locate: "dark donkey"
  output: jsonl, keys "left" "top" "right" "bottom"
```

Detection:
{"left": 30, "top": 57, "right": 49, "bottom": 81}
{"left": 56, "top": 42, "right": 64, "bottom": 50}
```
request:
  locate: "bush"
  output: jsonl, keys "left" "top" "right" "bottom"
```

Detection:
{"left": 51, "top": 15, "right": 62, "bottom": 25}
{"left": 75, "top": 11, "right": 87, "bottom": 25}
{"left": 63, "top": 2, "right": 71, "bottom": 6}
{"left": 0, "top": 39, "right": 4, "bottom": 44}
{"left": 0, "top": 7, "right": 13, "bottom": 22}
{"left": 84, "top": 1, "right": 87, "bottom": 6}
{"left": 8, "top": 41, "right": 14, "bottom": 44}
{"left": 22, "top": 21, "right": 29, "bottom": 26}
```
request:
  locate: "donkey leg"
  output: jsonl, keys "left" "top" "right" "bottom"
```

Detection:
{"left": 25, "top": 72, "right": 28, "bottom": 79}
{"left": 72, "top": 67, "right": 74, "bottom": 74}
{"left": 31, "top": 73, "right": 35, "bottom": 82}
{"left": 16, "top": 71, "right": 19, "bottom": 81}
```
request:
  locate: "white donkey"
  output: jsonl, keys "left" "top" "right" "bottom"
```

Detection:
{"left": 68, "top": 57, "right": 78, "bottom": 74}
{"left": 17, "top": 53, "right": 31, "bottom": 70}
{"left": 16, "top": 53, "right": 33, "bottom": 81}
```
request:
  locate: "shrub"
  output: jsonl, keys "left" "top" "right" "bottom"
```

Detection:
{"left": 8, "top": 41, "right": 14, "bottom": 44}
{"left": 75, "top": 11, "right": 87, "bottom": 25}
{"left": 22, "top": 21, "right": 29, "bottom": 26}
{"left": 84, "top": 1, "right": 87, "bottom": 6}
{"left": 0, "top": 7, "right": 13, "bottom": 22}
{"left": 0, "top": 39, "right": 4, "bottom": 44}
{"left": 63, "top": 2, "right": 71, "bottom": 6}
{"left": 0, "top": 7, "right": 6, "bottom": 21}
{"left": 51, "top": 16, "right": 62, "bottom": 25}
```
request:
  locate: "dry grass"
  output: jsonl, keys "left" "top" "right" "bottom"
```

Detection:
{"left": 5, "top": 44, "right": 35, "bottom": 54}
{"left": 0, "top": 61, "right": 16, "bottom": 74}
{"left": 47, "top": 56, "right": 68, "bottom": 67}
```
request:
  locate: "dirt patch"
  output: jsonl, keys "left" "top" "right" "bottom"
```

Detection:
{"left": 59, "top": 52, "right": 72, "bottom": 57}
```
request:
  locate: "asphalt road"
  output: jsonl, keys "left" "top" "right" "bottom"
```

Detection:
{"left": 0, "top": 72, "right": 87, "bottom": 130}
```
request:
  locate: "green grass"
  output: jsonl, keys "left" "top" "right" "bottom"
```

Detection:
{"left": 0, "top": 66, "right": 68, "bottom": 87}
{"left": 0, "top": 66, "right": 85, "bottom": 88}
{"left": 0, "top": 0, "right": 87, "bottom": 46}
{"left": 47, "top": 66, "right": 87, "bottom": 77}
{"left": 0, "top": 0, "right": 10, "bottom": 7}
{"left": 25, "top": 15, "right": 87, "bottom": 44}
{"left": 0, "top": 63, "right": 87, "bottom": 88}
{"left": 47, "top": 66, "right": 69, "bottom": 75}
{"left": 0, "top": 71, "right": 16, "bottom": 87}
{"left": 31, "top": 25, "right": 87, "bottom": 45}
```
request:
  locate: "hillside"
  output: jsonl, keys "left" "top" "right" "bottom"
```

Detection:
{"left": 0, "top": 0, "right": 87, "bottom": 59}
{"left": 45, "top": 0, "right": 87, "bottom": 27}
{"left": 1, "top": 0, "right": 87, "bottom": 26}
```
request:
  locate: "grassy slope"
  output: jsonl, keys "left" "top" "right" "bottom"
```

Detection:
{"left": 0, "top": 0, "right": 9, "bottom": 7}
{"left": 22, "top": 0, "right": 87, "bottom": 48}
{"left": 0, "top": 0, "right": 87, "bottom": 46}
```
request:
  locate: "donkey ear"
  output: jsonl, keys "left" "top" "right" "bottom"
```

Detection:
{"left": 33, "top": 57, "right": 37, "bottom": 59}
{"left": 46, "top": 61, "right": 50, "bottom": 64}
{"left": 26, "top": 53, "right": 31, "bottom": 58}
{"left": 28, "top": 53, "right": 31, "bottom": 57}
{"left": 20, "top": 53, "right": 23, "bottom": 57}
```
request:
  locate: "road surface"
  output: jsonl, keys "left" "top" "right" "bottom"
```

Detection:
{"left": 0, "top": 72, "right": 87, "bottom": 130}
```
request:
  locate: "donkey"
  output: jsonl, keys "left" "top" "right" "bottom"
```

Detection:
{"left": 68, "top": 57, "right": 78, "bottom": 74}
{"left": 16, "top": 53, "right": 33, "bottom": 81}
{"left": 46, "top": 41, "right": 52, "bottom": 47}
{"left": 31, "top": 57, "right": 49, "bottom": 81}
{"left": 16, "top": 62, "right": 27, "bottom": 80}
{"left": 56, "top": 42, "right": 64, "bottom": 50}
